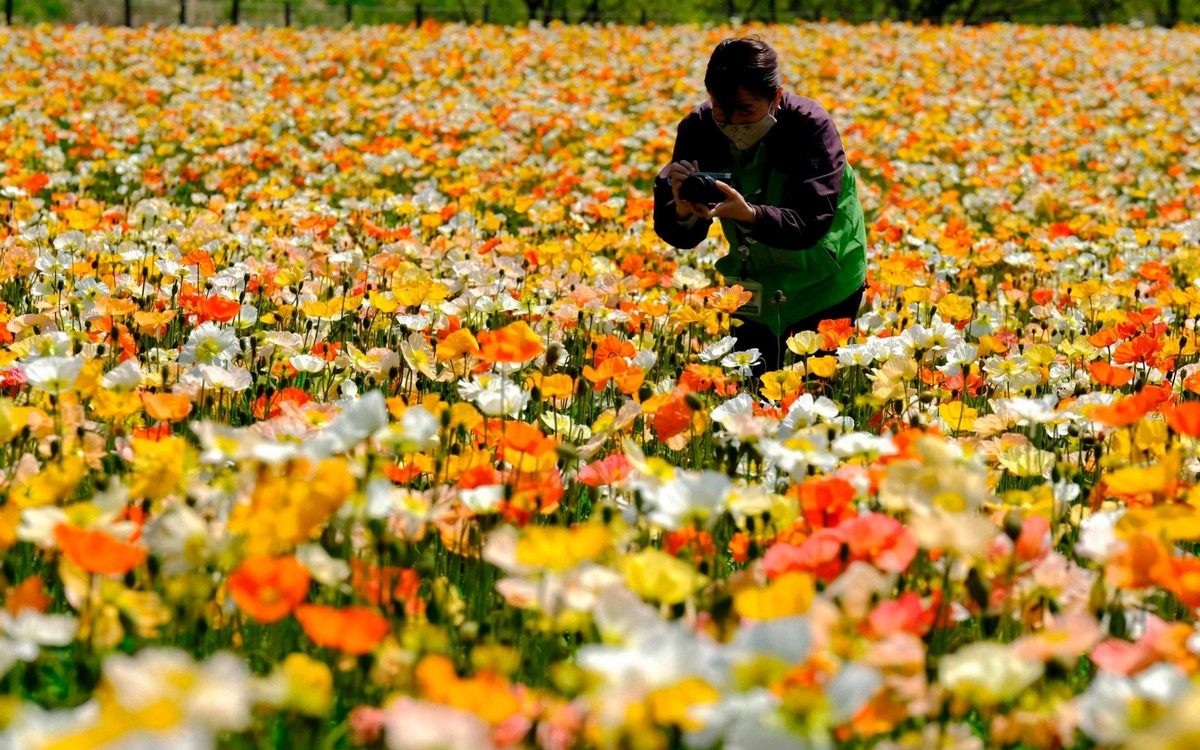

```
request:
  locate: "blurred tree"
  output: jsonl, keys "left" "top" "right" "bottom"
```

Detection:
{"left": 1157, "top": 0, "right": 1181, "bottom": 23}
{"left": 5, "top": 0, "right": 1197, "bottom": 27}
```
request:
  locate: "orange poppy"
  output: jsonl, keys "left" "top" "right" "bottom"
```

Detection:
{"left": 1184, "top": 371, "right": 1200, "bottom": 396}
{"left": 180, "top": 249, "right": 216, "bottom": 277}
{"left": 1087, "top": 326, "right": 1123, "bottom": 349}
{"left": 415, "top": 654, "right": 521, "bottom": 724}
{"left": 384, "top": 463, "right": 424, "bottom": 484}
{"left": 295, "top": 604, "right": 390, "bottom": 654}
{"left": 727, "top": 532, "right": 753, "bottom": 564}
{"left": 590, "top": 334, "right": 636, "bottom": 364}
{"left": 582, "top": 356, "right": 644, "bottom": 395}
{"left": 457, "top": 463, "right": 502, "bottom": 492}
{"left": 793, "top": 476, "right": 857, "bottom": 530}
{"left": 663, "top": 527, "right": 716, "bottom": 564}
{"left": 1030, "top": 288, "right": 1056, "bottom": 307}
{"left": 252, "top": 387, "right": 313, "bottom": 419}
{"left": 1113, "top": 334, "right": 1163, "bottom": 366}
{"left": 1153, "top": 555, "right": 1200, "bottom": 609}
{"left": 21, "top": 172, "right": 50, "bottom": 195}
{"left": 311, "top": 342, "right": 342, "bottom": 361}
{"left": 496, "top": 419, "right": 558, "bottom": 458}
{"left": 679, "top": 364, "right": 737, "bottom": 397}
{"left": 1089, "top": 391, "right": 1155, "bottom": 428}
{"left": 435, "top": 328, "right": 482, "bottom": 363}
{"left": 476, "top": 321, "right": 545, "bottom": 364}
{"left": 1120, "top": 306, "right": 1162, "bottom": 333}
{"left": 5, "top": 575, "right": 51, "bottom": 616}
{"left": 94, "top": 296, "right": 138, "bottom": 318}
{"left": 141, "top": 391, "right": 193, "bottom": 423}
{"left": 1106, "top": 533, "right": 1169, "bottom": 590}
{"left": 1164, "top": 402, "right": 1200, "bottom": 437}
{"left": 525, "top": 372, "right": 575, "bottom": 400}
{"left": 651, "top": 388, "right": 697, "bottom": 442}
{"left": 227, "top": 555, "right": 311, "bottom": 623}
{"left": 817, "top": 317, "right": 856, "bottom": 350}
{"left": 500, "top": 466, "right": 565, "bottom": 522}
{"left": 1088, "top": 360, "right": 1135, "bottom": 388}
{"left": 132, "top": 423, "right": 173, "bottom": 441}
{"left": 350, "top": 560, "right": 423, "bottom": 614}
{"left": 132, "top": 310, "right": 176, "bottom": 337}
{"left": 54, "top": 524, "right": 147, "bottom": 576}
{"left": 200, "top": 295, "right": 243, "bottom": 323}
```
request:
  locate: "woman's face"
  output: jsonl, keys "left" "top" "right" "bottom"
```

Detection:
{"left": 710, "top": 86, "right": 780, "bottom": 125}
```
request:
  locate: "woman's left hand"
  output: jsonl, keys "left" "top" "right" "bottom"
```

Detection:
{"left": 693, "top": 181, "right": 754, "bottom": 225}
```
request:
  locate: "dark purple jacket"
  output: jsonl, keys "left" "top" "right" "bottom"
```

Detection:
{"left": 653, "top": 92, "right": 846, "bottom": 251}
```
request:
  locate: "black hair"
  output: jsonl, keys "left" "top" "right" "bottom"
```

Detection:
{"left": 704, "top": 37, "right": 782, "bottom": 115}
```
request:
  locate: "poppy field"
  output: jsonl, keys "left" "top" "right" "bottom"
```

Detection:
{"left": 1, "top": 18, "right": 1200, "bottom": 750}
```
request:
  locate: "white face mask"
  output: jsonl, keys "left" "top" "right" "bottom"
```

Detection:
{"left": 715, "top": 108, "right": 777, "bottom": 151}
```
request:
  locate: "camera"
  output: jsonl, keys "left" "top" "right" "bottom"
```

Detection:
{"left": 678, "top": 171, "right": 734, "bottom": 206}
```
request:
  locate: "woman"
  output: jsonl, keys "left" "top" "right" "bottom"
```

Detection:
{"left": 653, "top": 36, "right": 868, "bottom": 373}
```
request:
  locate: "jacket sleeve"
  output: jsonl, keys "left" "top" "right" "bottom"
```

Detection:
{"left": 653, "top": 114, "right": 714, "bottom": 250}
{"left": 747, "top": 106, "right": 845, "bottom": 251}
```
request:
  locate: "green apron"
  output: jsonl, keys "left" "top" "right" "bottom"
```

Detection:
{"left": 714, "top": 143, "right": 868, "bottom": 338}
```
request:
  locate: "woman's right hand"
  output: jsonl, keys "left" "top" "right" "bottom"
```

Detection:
{"left": 668, "top": 160, "right": 700, "bottom": 218}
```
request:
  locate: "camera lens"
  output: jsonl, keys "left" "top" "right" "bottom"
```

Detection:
{"left": 680, "top": 173, "right": 718, "bottom": 205}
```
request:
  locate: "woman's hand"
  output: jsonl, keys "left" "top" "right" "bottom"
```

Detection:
{"left": 668, "top": 160, "right": 701, "bottom": 218}
{"left": 694, "top": 181, "right": 755, "bottom": 225}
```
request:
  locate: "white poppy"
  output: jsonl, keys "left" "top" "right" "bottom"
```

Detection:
{"left": 23, "top": 356, "right": 84, "bottom": 394}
